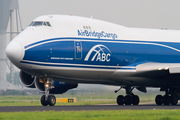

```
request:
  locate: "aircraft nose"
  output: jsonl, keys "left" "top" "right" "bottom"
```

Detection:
{"left": 5, "top": 41, "right": 23, "bottom": 63}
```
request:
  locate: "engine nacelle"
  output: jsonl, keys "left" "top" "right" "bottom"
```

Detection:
{"left": 35, "top": 77, "right": 78, "bottom": 94}
{"left": 19, "top": 71, "right": 35, "bottom": 88}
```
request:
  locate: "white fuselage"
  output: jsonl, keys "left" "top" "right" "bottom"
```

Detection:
{"left": 6, "top": 15, "right": 180, "bottom": 87}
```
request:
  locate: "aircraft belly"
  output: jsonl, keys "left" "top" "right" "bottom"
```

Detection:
{"left": 48, "top": 69, "right": 112, "bottom": 80}
{"left": 25, "top": 67, "right": 114, "bottom": 81}
{"left": 20, "top": 67, "right": 178, "bottom": 88}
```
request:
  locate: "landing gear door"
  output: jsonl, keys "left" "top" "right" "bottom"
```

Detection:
{"left": 74, "top": 41, "right": 82, "bottom": 60}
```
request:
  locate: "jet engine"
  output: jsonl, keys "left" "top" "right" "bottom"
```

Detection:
{"left": 19, "top": 71, "right": 35, "bottom": 88}
{"left": 19, "top": 71, "right": 78, "bottom": 94}
{"left": 34, "top": 77, "right": 78, "bottom": 94}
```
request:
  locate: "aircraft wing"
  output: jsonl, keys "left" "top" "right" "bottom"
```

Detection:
{"left": 113, "top": 62, "right": 180, "bottom": 78}
{"left": 135, "top": 63, "right": 180, "bottom": 78}
{"left": 136, "top": 63, "right": 180, "bottom": 73}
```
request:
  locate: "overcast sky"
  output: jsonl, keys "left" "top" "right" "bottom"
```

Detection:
{"left": 18, "top": 0, "right": 180, "bottom": 30}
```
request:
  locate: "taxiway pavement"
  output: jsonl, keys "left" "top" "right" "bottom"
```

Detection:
{"left": 1, "top": 104, "right": 180, "bottom": 112}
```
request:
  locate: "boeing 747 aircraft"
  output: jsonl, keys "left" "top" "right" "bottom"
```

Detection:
{"left": 5, "top": 15, "right": 180, "bottom": 106}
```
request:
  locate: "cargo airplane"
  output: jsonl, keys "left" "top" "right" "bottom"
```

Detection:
{"left": 6, "top": 15, "right": 180, "bottom": 106}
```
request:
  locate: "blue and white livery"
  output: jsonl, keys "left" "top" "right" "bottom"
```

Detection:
{"left": 5, "top": 15, "right": 180, "bottom": 106}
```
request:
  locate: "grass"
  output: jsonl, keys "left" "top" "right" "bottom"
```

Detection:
{"left": 0, "top": 99, "right": 117, "bottom": 106}
{"left": 0, "top": 93, "right": 157, "bottom": 100}
{"left": 0, "top": 94, "right": 178, "bottom": 120}
{"left": 0, "top": 110, "right": 179, "bottom": 120}
{"left": 0, "top": 95, "right": 40, "bottom": 100}
{"left": 0, "top": 94, "right": 157, "bottom": 106}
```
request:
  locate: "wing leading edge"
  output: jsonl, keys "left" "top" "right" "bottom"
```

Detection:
{"left": 136, "top": 63, "right": 180, "bottom": 77}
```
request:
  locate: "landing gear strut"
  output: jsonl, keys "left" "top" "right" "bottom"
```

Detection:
{"left": 40, "top": 78, "right": 56, "bottom": 106}
{"left": 116, "top": 86, "right": 140, "bottom": 105}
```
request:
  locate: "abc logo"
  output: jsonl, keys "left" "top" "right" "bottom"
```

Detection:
{"left": 84, "top": 44, "right": 111, "bottom": 62}
{"left": 95, "top": 53, "right": 111, "bottom": 62}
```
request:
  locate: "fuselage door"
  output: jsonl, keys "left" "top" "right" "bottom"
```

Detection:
{"left": 74, "top": 41, "right": 82, "bottom": 60}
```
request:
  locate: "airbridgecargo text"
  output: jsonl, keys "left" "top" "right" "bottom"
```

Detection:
{"left": 77, "top": 30, "right": 118, "bottom": 39}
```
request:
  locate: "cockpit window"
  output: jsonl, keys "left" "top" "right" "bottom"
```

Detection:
{"left": 29, "top": 21, "right": 51, "bottom": 27}
{"left": 43, "top": 22, "right": 48, "bottom": 26}
{"left": 46, "top": 22, "right": 51, "bottom": 27}
{"left": 43, "top": 22, "right": 51, "bottom": 27}
{"left": 29, "top": 22, "right": 34, "bottom": 26}
{"left": 32, "top": 21, "right": 43, "bottom": 26}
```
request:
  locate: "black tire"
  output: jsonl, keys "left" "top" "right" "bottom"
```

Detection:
{"left": 41, "top": 95, "right": 48, "bottom": 106}
{"left": 117, "top": 95, "right": 125, "bottom": 105}
{"left": 171, "top": 96, "right": 178, "bottom": 105}
{"left": 132, "top": 95, "right": 139, "bottom": 105}
{"left": 124, "top": 95, "right": 132, "bottom": 105}
{"left": 48, "top": 95, "right": 56, "bottom": 106}
{"left": 163, "top": 95, "right": 171, "bottom": 105}
{"left": 155, "top": 95, "right": 163, "bottom": 105}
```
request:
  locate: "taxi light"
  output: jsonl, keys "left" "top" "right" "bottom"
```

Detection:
{"left": 164, "top": 67, "right": 169, "bottom": 70}
{"left": 158, "top": 68, "right": 162, "bottom": 70}
{"left": 45, "top": 84, "right": 49, "bottom": 88}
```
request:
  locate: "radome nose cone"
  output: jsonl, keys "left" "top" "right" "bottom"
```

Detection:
{"left": 6, "top": 41, "right": 23, "bottom": 63}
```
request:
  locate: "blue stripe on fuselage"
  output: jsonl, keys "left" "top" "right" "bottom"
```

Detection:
{"left": 22, "top": 37, "right": 180, "bottom": 69}
{"left": 20, "top": 60, "right": 136, "bottom": 70}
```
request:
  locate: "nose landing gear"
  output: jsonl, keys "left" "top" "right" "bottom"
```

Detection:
{"left": 40, "top": 78, "right": 56, "bottom": 106}
{"left": 41, "top": 95, "right": 56, "bottom": 106}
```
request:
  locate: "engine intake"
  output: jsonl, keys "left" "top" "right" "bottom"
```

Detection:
{"left": 19, "top": 71, "right": 35, "bottom": 88}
